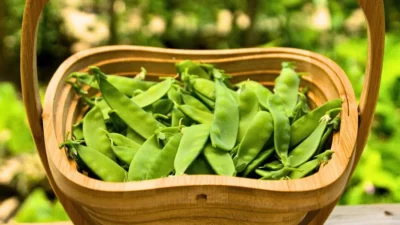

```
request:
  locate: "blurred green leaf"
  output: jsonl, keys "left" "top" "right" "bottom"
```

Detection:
{"left": 14, "top": 189, "right": 69, "bottom": 222}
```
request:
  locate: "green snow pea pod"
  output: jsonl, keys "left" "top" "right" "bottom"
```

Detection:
{"left": 128, "top": 135, "right": 162, "bottom": 181}
{"left": 203, "top": 144, "right": 236, "bottom": 176}
{"left": 167, "top": 86, "right": 182, "bottom": 104}
{"left": 262, "top": 160, "right": 284, "bottom": 170}
{"left": 95, "top": 98, "right": 111, "bottom": 120}
{"left": 289, "top": 150, "right": 334, "bottom": 179}
{"left": 192, "top": 78, "right": 216, "bottom": 100}
{"left": 181, "top": 92, "right": 211, "bottom": 112}
{"left": 106, "top": 132, "right": 141, "bottom": 149}
{"left": 152, "top": 99, "right": 173, "bottom": 115}
{"left": 288, "top": 114, "right": 332, "bottom": 167}
{"left": 63, "top": 141, "right": 126, "bottom": 182}
{"left": 210, "top": 79, "right": 239, "bottom": 151}
{"left": 290, "top": 99, "right": 342, "bottom": 147}
{"left": 108, "top": 110, "right": 127, "bottom": 133}
{"left": 235, "top": 111, "right": 274, "bottom": 172}
{"left": 131, "top": 78, "right": 173, "bottom": 108}
{"left": 230, "top": 145, "right": 239, "bottom": 157}
{"left": 68, "top": 72, "right": 155, "bottom": 97}
{"left": 111, "top": 144, "right": 139, "bottom": 166}
{"left": 267, "top": 94, "right": 290, "bottom": 165}
{"left": 83, "top": 106, "right": 115, "bottom": 160}
{"left": 155, "top": 126, "right": 182, "bottom": 147}
{"left": 241, "top": 148, "right": 274, "bottom": 177}
{"left": 274, "top": 62, "right": 300, "bottom": 118}
{"left": 316, "top": 116, "right": 341, "bottom": 155}
{"left": 176, "top": 60, "right": 213, "bottom": 80}
{"left": 194, "top": 90, "right": 215, "bottom": 109}
{"left": 242, "top": 80, "right": 272, "bottom": 111}
{"left": 91, "top": 67, "right": 161, "bottom": 139}
{"left": 229, "top": 89, "right": 240, "bottom": 105}
{"left": 171, "top": 107, "right": 188, "bottom": 127}
{"left": 292, "top": 92, "right": 310, "bottom": 123}
{"left": 126, "top": 128, "right": 145, "bottom": 145}
{"left": 72, "top": 121, "right": 84, "bottom": 140}
{"left": 256, "top": 167, "right": 295, "bottom": 180}
{"left": 174, "top": 124, "right": 210, "bottom": 175}
{"left": 236, "top": 82, "right": 260, "bottom": 143}
{"left": 176, "top": 104, "right": 213, "bottom": 124}
{"left": 185, "top": 155, "right": 215, "bottom": 175}
{"left": 147, "top": 133, "right": 183, "bottom": 179}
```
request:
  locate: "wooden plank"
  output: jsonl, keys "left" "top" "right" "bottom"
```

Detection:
{"left": 326, "top": 204, "right": 400, "bottom": 225}
{"left": 4, "top": 204, "right": 400, "bottom": 224}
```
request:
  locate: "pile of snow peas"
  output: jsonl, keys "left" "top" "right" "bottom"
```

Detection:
{"left": 60, "top": 61, "right": 342, "bottom": 182}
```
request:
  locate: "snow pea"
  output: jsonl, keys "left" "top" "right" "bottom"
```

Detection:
{"left": 289, "top": 150, "right": 334, "bottom": 179}
{"left": 128, "top": 135, "right": 162, "bottom": 181}
{"left": 256, "top": 167, "right": 295, "bottom": 180}
{"left": 132, "top": 78, "right": 173, "bottom": 108}
{"left": 72, "top": 121, "right": 84, "bottom": 140}
{"left": 288, "top": 114, "right": 331, "bottom": 167}
{"left": 108, "top": 110, "right": 127, "bottom": 133}
{"left": 176, "top": 60, "right": 213, "bottom": 80}
{"left": 167, "top": 86, "right": 182, "bottom": 104}
{"left": 176, "top": 104, "right": 213, "bottom": 124}
{"left": 83, "top": 106, "right": 115, "bottom": 160}
{"left": 290, "top": 99, "right": 342, "bottom": 147}
{"left": 194, "top": 90, "right": 215, "bottom": 109}
{"left": 237, "top": 82, "right": 260, "bottom": 143}
{"left": 91, "top": 67, "right": 161, "bottom": 139}
{"left": 210, "top": 79, "right": 239, "bottom": 151}
{"left": 68, "top": 72, "right": 155, "bottom": 97}
{"left": 262, "top": 160, "right": 284, "bottom": 170}
{"left": 111, "top": 144, "right": 139, "bottom": 166}
{"left": 203, "top": 144, "right": 236, "bottom": 176}
{"left": 64, "top": 141, "right": 126, "bottom": 182}
{"left": 241, "top": 148, "right": 274, "bottom": 177}
{"left": 274, "top": 63, "right": 300, "bottom": 117}
{"left": 239, "top": 80, "right": 272, "bottom": 111}
{"left": 95, "top": 98, "right": 111, "bottom": 120}
{"left": 171, "top": 107, "right": 187, "bottom": 127}
{"left": 316, "top": 116, "right": 341, "bottom": 154}
{"left": 126, "top": 128, "right": 146, "bottom": 145}
{"left": 181, "top": 92, "right": 211, "bottom": 112}
{"left": 185, "top": 155, "right": 215, "bottom": 175}
{"left": 235, "top": 111, "right": 274, "bottom": 172}
{"left": 106, "top": 132, "right": 141, "bottom": 149}
{"left": 267, "top": 94, "right": 291, "bottom": 165}
{"left": 292, "top": 92, "right": 309, "bottom": 122}
{"left": 192, "top": 78, "right": 216, "bottom": 100}
{"left": 152, "top": 99, "right": 173, "bottom": 115}
{"left": 147, "top": 133, "right": 182, "bottom": 179}
{"left": 174, "top": 124, "right": 210, "bottom": 175}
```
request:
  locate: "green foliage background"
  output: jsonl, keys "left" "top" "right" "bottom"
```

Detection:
{"left": 0, "top": 0, "right": 399, "bottom": 222}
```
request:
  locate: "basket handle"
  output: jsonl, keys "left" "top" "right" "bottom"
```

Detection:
{"left": 21, "top": 0, "right": 48, "bottom": 164}
{"left": 354, "top": 0, "right": 385, "bottom": 170}
{"left": 21, "top": 1, "right": 92, "bottom": 224}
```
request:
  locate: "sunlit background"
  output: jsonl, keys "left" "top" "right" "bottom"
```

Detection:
{"left": 0, "top": 0, "right": 400, "bottom": 223}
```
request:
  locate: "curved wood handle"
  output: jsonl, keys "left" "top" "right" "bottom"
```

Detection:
{"left": 21, "top": 1, "right": 91, "bottom": 224}
{"left": 354, "top": 0, "right": 385, "bottom": 169}
{"left": 21, "top": 0, "right": 48, "bottom": 159}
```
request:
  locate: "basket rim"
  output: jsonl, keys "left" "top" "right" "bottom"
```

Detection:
{"left": 43, "top": 46, "right": 357, "bottom": 197}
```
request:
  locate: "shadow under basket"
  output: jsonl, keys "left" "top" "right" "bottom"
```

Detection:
{"left": 21, "top": 0, "right": 384, "bottom": 224}
{"left": 44, "top": 47, "right": 357, "bottom": 225}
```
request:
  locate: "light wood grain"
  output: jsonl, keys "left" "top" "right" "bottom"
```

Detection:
{"left": 20, "top": 0, "right": 384, "bottom": 224}
{"left": 308, "top": 1, "right": 385, "bottom": 224}
{"left": 7, "top": 204, "right": 400, "bottom": 225}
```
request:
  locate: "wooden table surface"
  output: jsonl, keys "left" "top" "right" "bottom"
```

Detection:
{"left": 3, "top": 204, "right": 400, "bottom": 225}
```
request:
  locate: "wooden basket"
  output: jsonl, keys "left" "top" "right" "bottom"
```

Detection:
{"left": 20, "top": 0, "right": 384, "bottom": 224}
